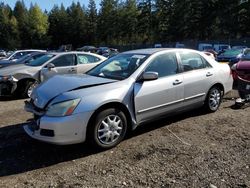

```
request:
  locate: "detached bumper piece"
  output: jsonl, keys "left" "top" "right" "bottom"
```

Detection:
{"left": 0, "top": 82, "right": 15, "bottom": 96}
{"left": 24, "top": 100, "right": 45, "bottom": 116}
{"left": 24, "top": 121, "right": 55, "bottom": 138}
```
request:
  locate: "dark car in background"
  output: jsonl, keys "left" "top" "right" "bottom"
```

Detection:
{"left": 0, "top": 52, "right": 47, "bottom": 69}
{"left": 216, "top": 49, "right": 243, "bottom": 64}
{"left": 76, "top": 46, "right": 97, "bottom": 53}
{"left": 97, "top": 47, "right": 119, "bottom": 58}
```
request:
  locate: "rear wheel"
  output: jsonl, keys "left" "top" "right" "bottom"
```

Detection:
{"left": 204, "top": 87, "right": 222, "bottom": 112}
{"left": 88, "top": 108, "right": 127, "bottom": 149}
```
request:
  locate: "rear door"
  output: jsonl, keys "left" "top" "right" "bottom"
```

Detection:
{"left": 134, "top": 52, "right": 184, "bottom": 123}
{"left": 76, "top": 54, "right": 102, "bottom": 73}
{"left": 177, "top": 51, "right": 215, "bottom": 106}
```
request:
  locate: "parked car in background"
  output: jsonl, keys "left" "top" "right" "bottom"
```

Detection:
{"left": 0, "top": 52, "right": 106, "bottom": 97}
{"left": 0, "top": 50, "right": 6, "bottom": 59}
{"left": 216, "top": 49, "right": 243, "bottom": 64}
{"left": 0, "top": 52, "right": 47, "bottom": 69}
{"left": 175, "top": 42, "right": 185, "bottom": 48}
{"left": 231, "top": 55, "right": 250, "bottom": 99}
{"left": 154, "top": 43, "right": 162, "bottom": 48}
{"left": 203, "top": 51, "right": 216, "bottom": 59}
{"left": 231, "top": 45, "right": 247, "bottom": 50}
{"left": 2, "top": 49, "right": 46, "bottom": 62}
{"left": 198, "top": 43, "right": 213, "bottom": 51}
{"left": 214, "top": 44, "right": 231, "bottom": 53}
{"left": 97, "top": 47, "right": 119, "bottom": 58}
{"left": 77, "top": 46, "right": 97, "bottom": 53}
{"left": 24, "top": 48, "right": 233, "bottom": 149}
{"left": 228, "top": 48, "right": 250, "bottom": 67}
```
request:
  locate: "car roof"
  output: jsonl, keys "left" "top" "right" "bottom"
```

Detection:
{"left": 122, "top": 48, "right": 176, "bottom": 55}
{"left": 14, "top": 49, "right": 45, "bottom": 52}
{"left": 49, "top": 51, "right": 101, "bottom": 55}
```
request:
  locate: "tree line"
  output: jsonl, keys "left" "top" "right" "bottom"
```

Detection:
{"left": 0, "top": 0, "right": 249, "bottom": 50}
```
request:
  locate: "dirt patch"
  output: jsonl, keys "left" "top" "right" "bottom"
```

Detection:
{"left": 0, "top": 91, "right": 249, "bottom": 187}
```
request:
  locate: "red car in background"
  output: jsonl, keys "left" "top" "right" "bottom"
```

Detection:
{"left": 231, "top": 54, "right": 250, "bottom": 99}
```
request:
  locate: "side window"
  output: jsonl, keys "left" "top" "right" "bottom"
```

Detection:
{"left": 51, "top": 54, "right": 75, "bottom": 67}
{"left": 145, "top": 52, "right": 178, "bottom": 78}
{"left": 179, "top": 52, "right": 205, "bottom": 72}
{"left": 77, "top": 54, "right": 100, "bottom": 64}
{"left": 11, "top": 52, "right": 23, "bottom": 59}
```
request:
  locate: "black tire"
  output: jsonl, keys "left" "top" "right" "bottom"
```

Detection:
{"left": 20, "top": 80, "right": 36, "bottom": 98}
{"left": 204, "top": 86, "right": 222, "bottom": 112}
{"left": 88, "top": 108, "right": 127, "bottom": 149}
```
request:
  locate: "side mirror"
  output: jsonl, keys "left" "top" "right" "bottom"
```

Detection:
{"left": 140, "top": 71, "right": 158, "bottom": 81}
{"left": 46, "top": 63, "right": 55, "bottom": 70}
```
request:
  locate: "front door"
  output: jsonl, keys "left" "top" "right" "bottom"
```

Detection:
{"left": 134, "top": 52, "right": 184, "bottom": 123}
{"left": 42, "top": 54, "right": 77, "bottom": 80}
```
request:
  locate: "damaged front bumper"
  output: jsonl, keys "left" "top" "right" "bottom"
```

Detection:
{"left": 0, "top": 76, "right": 18, "bottom": 96}
{"left": 23, "top": 100, "right": 93, "bottom": 145}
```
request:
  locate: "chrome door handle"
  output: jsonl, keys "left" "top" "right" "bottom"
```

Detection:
{"left": 173, "top": 80, "right": 183, "bottom": 85}
{"left": 206, "top": 72, "right": 213, "bottom": 77}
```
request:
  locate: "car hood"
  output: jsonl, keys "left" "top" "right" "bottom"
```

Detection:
{"left": 0, "top": 60, "right": 11, "bottom": 64}
{"left": 0, "top": 64, "right": 36, "bottom": 75}
{"left": 32, "top": 74, "right": 117, "bottom": 109}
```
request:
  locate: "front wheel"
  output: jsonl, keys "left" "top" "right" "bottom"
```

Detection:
{"left": 88, "top": 108, "right": 127, "bottom": 149}
{"left": 204, "top": 87, "right": 222, "bottom": 112}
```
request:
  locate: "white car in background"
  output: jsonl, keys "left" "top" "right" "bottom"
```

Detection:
{"left": 3, "top": 49, "right": 46, "bottom": 61}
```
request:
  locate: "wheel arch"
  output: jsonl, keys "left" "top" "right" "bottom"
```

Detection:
{"left": 87, "top": 102, "right": 133, "bottom": 133}
{"left": 208, "top": 83, "right": 225, "bottom": 96}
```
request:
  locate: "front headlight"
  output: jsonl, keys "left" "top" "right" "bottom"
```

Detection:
{"left": 46, "top": 98, "right": 81, "bottom": 117}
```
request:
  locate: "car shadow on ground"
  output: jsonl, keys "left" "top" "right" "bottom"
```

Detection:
{"left": 0, "top": 96, "right": 25, "bottom": 101}
{"left": 0, "top": 109, "right": 207, "bottom": 177}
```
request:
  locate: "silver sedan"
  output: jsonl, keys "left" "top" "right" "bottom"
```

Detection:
{"left": 24, "top": 48, "right": 233, "bottom": 149}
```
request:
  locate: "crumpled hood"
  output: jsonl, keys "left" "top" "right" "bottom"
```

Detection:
{"left": 32, "top": 74, "right": 116, "bottom": 108}
{"left": 0, "top": 64, "right": 35, "bottom": 75}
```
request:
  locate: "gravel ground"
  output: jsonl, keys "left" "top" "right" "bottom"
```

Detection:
{"left": 0, "top": 91, "right": 249, "bottom": 188}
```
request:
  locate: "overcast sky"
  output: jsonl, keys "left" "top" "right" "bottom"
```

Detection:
{"left": 1, "top": 0, "right": 101, "bottom": 11}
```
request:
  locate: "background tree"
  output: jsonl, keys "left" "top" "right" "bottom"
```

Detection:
{"left": 26, "top": 4, "right": 49, "bottom": 48}
{"left": 48, "top": 4, "right": 69, "bottom": 49}
{"left": 86, "top": 0, "right": 98, "bottom": 45}
{"left": 97, "top": 0, "right": 119, "bottom": 45}
{"left": 67, "top": 2, "right": 87, "bottom": 48}
{"left": 13, "top": 0, "right": 28, "bottom": 48}
{"left": 0, "top": 3, "right": 20, "bottom": 49}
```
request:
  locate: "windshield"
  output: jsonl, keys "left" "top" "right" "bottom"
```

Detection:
{"left": 27, "top": 54, "right": 55, "bottom": 66}
{"left": 87, "top": 53, "right": 149, "bottom": 80}
{"left": 15, "top": 54, "right": 31, "bottom": 63}
{"left": 221, "top": 49, "right": 241, "bottom": 56}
